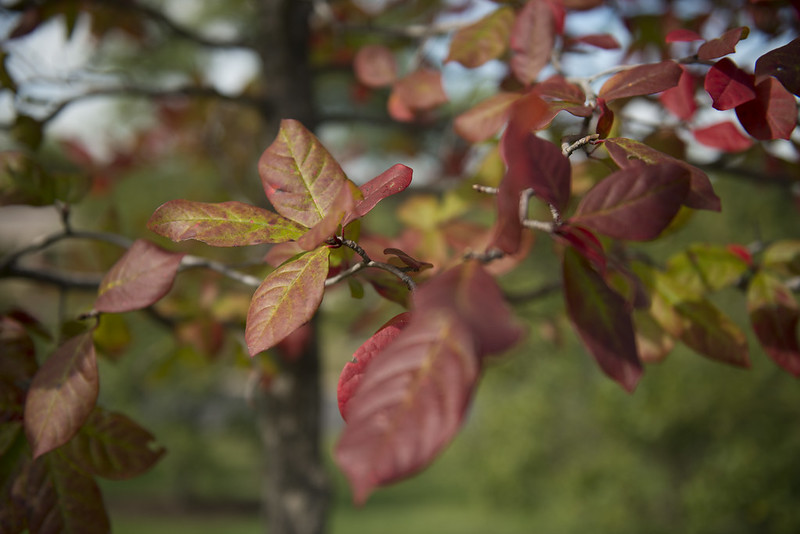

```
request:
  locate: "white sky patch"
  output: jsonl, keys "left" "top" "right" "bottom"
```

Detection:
{"left": 204, "top": 48, "right": 260, "bottom": 95}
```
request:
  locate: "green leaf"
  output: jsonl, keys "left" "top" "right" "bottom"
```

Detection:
{"left": 747, "top": 271, "right": 800, "bottom": 377}
{"left": 24, "top": 332, "right": 98, "bottom": 460}
{"left": 148, "top": 199, "right": 306, "bottom": 246}
{"left": 61, "top": 407, "right": 165, "bottom": 480}
{"left": 25, "top": 451, "right": 110, "bottom": 534}
{"left": 763, "top": 239, "right": 800, "bottom": 276}
{"left": 245, "top": 247, "right": 330, "bottom": 356}
{"left": 258, "top": 119, "right": 354, "bottom": 228}
{"left": 666, "top": 244, "right": 750, "bottom": 294}
{"left": 563, "top": 248, "right": 642, "bottom": 392}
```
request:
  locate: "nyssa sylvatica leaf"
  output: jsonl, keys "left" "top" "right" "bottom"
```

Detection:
{"left": 556, "top": 224, "right": 606, "bottom": 273}
{"left": 24, "top": 331, "right": 98, "bottom": 460}
{"left": 735, "top": 77, "right": 797, "bottom": 140}
{"left": 693, "top": 122, "right": 753, "bottom": 152}
{"left": 26, "top": 451, "right": 110, "bottom": 534}
{"left": 446, "top": 7, "right": 514, "bottom": 68}
{"left": 562, "top": 247, "right": 642, "bottom": 392}
{"left": 747, "top": 271, "right": 800, "bottom": 377}
{"left": 245, "top": 247, "right": 330, "bottom": 356}
{"left": 259, "top": 119, "right": 354, "bottom": 228}
{"left": 392, "top": 69, "right": 448, "bottom": 111}
{"left": 665, "top": 29, "right": 702, "bottom": 42}
{"left": 665, "top": 243, "right": 750, "bottom": 294}
{"left": 567, "top": 33, "right": 620, "bottom": 50}
{"left": 660, "top": 65, "right": 697, "bottom": 120}
{"left": 95, "top": 239, "right": 185, "bottom": 313}
{"left": 298, "top": 181, "right": 359, "bottom": 250}
{"left": 510, "top": 0, "right": 561, "bottom": 85}
{"left": 603, "top": 137, "right": 720, "bottom": 212}
{"left": 595, "top": 97, "right": 614, "bottom": 138}
{"left": 148, "top": 199, "right": 306, "bottom": 246}
{"left": 413, "top": 262, "right": 525, "bottom": 356}
{"left": 704, "top": 58, "right": 756, "bottom": 110}
{"left": 755, "top": 37, "right": 800, "bottom": 96}
{"left": 384, "top": 248, "right": 433, "bottom": 272}
{"left": 342, "top": 164, "right": 413, "bottom": 226}
{"left": 454, "top": 92, "right": 521, "bottom": 143}
{"left": 697, "top": 26, "right": 749, "bottom": 61}
{"left": 354, "top": 44, "right": 397, "bottom": 88}
{"left": 572, "top": 162, "right": 690, "bottom": 241}
{"left": 335, "top": 309, "right": 479, "bottom": 505}
{"left": 337, "top": 312, "right": 411, "bottom": 422}
{"left": 62, "top": 407, "right": 165, "bottom": 480}
{"left": 598, "top": 61, "right": 682, "bottom": 102}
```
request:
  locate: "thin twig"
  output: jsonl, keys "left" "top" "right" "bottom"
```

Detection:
{"left": 327, "top": 238, "right": 417, "bottom": 291}
{"left": 180, "top": 255, "right": 263, "bottom": 288}
{"left": 562, "top": 134, "right": 600, "bottom": 157}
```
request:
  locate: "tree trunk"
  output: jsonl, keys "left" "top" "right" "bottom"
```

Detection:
{"left": 253, "top": 1, "right": 329, "bottom": 533}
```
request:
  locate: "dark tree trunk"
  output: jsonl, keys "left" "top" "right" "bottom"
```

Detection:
{"left": 253, "top": 1, "right": 329, "bottom": 533}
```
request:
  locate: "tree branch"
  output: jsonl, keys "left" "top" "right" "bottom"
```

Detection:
{"left": 325, "top": 238, "right": 417, "bottom": 291}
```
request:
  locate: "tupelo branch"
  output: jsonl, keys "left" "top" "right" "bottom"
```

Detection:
{"left": 326, "top": 238, "right": 418, "bottom": 291}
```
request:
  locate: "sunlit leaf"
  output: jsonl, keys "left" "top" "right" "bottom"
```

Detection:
{"left": 393, "top": 69, "right": 448, "bottom": 111}
{"left": 354, "top": 44, "right": 397, "bottom": 88}
{"left": 735, "top": 77, "right": 797, "bottom": 140}
{"left": 335, "top": 309, "right": 479, "bottom": 504}
{"left": 598, "top": 61, "right": 682, "bottom": 102}
{"left": 258, "top": 119, "right": 352, "bottom": 228}
{"left": 342, "top": 164, "right": 413, "bottom": 226}
{"left": 563, "top": 248, "right": 642, "bottom": 392}
{"left": 633, "top": 310, "right": 675, "bottom": 363}
{"left": 510, "top": 0, "right": 559, "bottom": 84}
{"left": 604, "top": 137, "right": 720, "bottom": 211}
{"left": 692, "top": 122, "right": 753, "bottom": 152}
{"left": 337, "top": 313, "right": 412, "bottom": 422}
{"left": 697, "top": 26, "right": 749, "bottom": 61}
{"left": 94, "top": 239, "right": 185, "bottom": 314}
{"left": 704, "top": 58, "right": 756, "bottom": 110}
{"left": 24, "top": 332, "right": 98, "bottom": 460}
{"left": 747, "top": 271, "right": 800, "bottom": 377}
{"left": 61, "top": 407, "right": 165, "bottom": 480}
{"left": 660, "top": 65, "right": 697, "bottom": 120}
{"left": 25, "top": 451, "right": 110, "bottom": 534}
{"left": 454, "top": 92, "right": 520, "bottom": 143}
{"left": 245, "top": 247, "right": 330, "bottom": 355}
{"left": 572, "top": 162, "right": 690, "bottom": 241}
{"left": 148, "top": 200, "right": 306, "bottom": 246}
{"left": 446, "top": 7, "right": 514, "bottom": 68}
{"left": 666, "top": 243, "right": 750, "bottom": 294}
{"left": 755, "top": 37, "right": 800, "bottom": 96}
{"left": 763, "top": 240, "right": 800, "bottom": 276}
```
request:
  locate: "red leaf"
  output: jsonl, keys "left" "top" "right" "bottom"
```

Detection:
{"left": 297, "top": 181, "right": 358, "bottom": 250}
{"left": 510, "top": 0, "right": 558, "bottom": 85}
{"left": 512, "top": 90, "right": 559, "bottom": 132}
{"left": 259, "top": 119, "right": 352, "bottom": 228}
{"left": 26, "top": 451, "right": 110, "bottom": 534}
{"left": 665, "top": 29, "right": 703, "bottom": 42}
{"left": 62, "top": 407, "right": 165, "bottom": 480}
{"left": 387, "top": 90, "right": 415, "bottom": 122}
{"left": 755, "top": 37, "right": 800, "bottom": 96}
{"left": 704, "top": 58, "right": 756, "bottom": 110}
{"left": 354, "top": 44, "right": 397, "bottom": 88}
{"left": 446, "top": 7, "right": 514, "bottom": 68}
{"left": 555, "top": 224, "right": 606, "bottom": 273}
{"left": 697, "top": 26, "right": 749, "bottom": 61}
{"left": 595, "top": 97, "right": 614, "bottom": 138}
{"left": 563, "top": 248, "right": 642, "bottom": 392}
{"left": 383, "top": 248, "right": 433, "bottom": 272}
{"left": 660, "top": 65, "right": 697, "bottom": 120}
{"left": 454, "top": 92, "right": 520, "bottom": 143}
{"left": 572, "top": 163, "right": 690, "bottom": 241}
{"left": 147, "top": 199, "right": 306, "bottom": 246}
{"left": 693, "top": 121, "right": 753, "bottom": 152}
{"left": 334, "top": 309, "right": 479, "bottom": 504}
{"left": 735, "top": 77, "right": 798, "bottom": 140}
{"left": 245, "top": 247, "right": 330, "bottom": 355}
{"left": 337, "top": 312, "right": 412, "bottom": 422}
{"left": 603, "top": 137, "right": 720, "bottom": 211}
{"left": 598, "top": 61, "right": 682, "bottom": 102}
{"left": 24, "top": 332, "right": 98, "bottom": 460}
{"left": 413, "top": 262, "right": 525, "bottom": 357}
{"left": 568, "top": 33, "right": 621, "bottom": 50}
{"left": 393, "top": 69, "right": 448, "bottom": 111}
{"left": 95, "top": 239, "right": 184, "bottom": 313}
{"left": 343, "top": 164, "right": 413, "bottom": 226}
{"left": 748, "top": 271, "right": 800, "bottom": 377}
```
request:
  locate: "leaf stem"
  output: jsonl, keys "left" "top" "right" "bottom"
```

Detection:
{"left": 328, "top": 238, "right": 418, "bottom": 291}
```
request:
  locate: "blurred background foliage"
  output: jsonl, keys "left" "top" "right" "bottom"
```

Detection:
{"left": 2, "top": 0, "right": 800, "bottom": 532}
